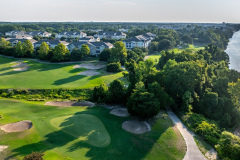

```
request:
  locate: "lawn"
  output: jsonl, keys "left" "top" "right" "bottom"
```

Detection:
{"left": 0, "top": 56, "right": 124, "bottom": 89}
{"left": 0, "top": 99, "right": 186, "bottom": 160}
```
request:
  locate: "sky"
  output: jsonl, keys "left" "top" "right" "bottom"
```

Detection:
{"left": 0, "top": 0, "right": 239, "bottom": 23}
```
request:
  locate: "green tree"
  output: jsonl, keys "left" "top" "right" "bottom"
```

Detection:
{"left": 23, "top": 40, "right": 34, "bottom": 57}
{"left": 158, "top": 39, "right": 173, "bottom": 51}
{"left": 80, "top": 44, "right": 90, "bottom": 58}
{"left": 99, "top": 48, "right": 111, "bottom": 61}
{"left": 127, "top": 82, "right": 160, "bottom": 119}
{"left": 92, "top": 83, "right": 108, "bottom": 103}
{"left": 109, "top": 41, "right": 127, "bottom": 64}
{"left": 38, "top": 42, "right": 49, "bottom": 60}
{"left": 14, "top": 41, "right": 24, "bottom": 57}
{"left": 215, "top": 131, "right": 240, "bottom": 160}
{"left": 52, "top": 43, "right": 70, "bottom": 62}
{"left": 108, "top": 79, "right": 126, "bottom": 104}
{"left": 70, "top": 48, "right": 83, "bottom": 61}
{"left": 0, "top": 38, "right": 10, "bottom": 47}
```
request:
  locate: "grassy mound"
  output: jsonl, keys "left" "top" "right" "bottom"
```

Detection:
{"left": 50, "top": 114, "right": 111, "bottom": 147}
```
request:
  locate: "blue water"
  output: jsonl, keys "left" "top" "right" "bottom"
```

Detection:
{"left": 225, "top": 31, "right": 240, "bottom": 72}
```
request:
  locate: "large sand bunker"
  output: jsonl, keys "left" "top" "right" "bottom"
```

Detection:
{"left": 11, "top": 63, "right": 28, "bottom": 68}
{"left": 122, "top": 120, "right": 151, "bottom": 134}
{"left": 10, "top": 60, "right": 23, "bottom": 64}
{"left": 77, "top": 70, "right": 100, "bottom": 76}
{"left": 110, "top": 107, "right": 129, "bottom": 117}
{"left": 13, "top": 66, "right": 30, "bottom": 71}
{"left": 45, "top": 101, "right": 95, "bottom": 107}
{"left": 73, "top": 63, "right": 106, "bottom": 69}
{"left": 1, "top": 120, "right": 32, "bottom": 133}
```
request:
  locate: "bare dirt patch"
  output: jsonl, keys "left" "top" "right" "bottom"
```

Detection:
{"left": 110, "top": 107, "right": 129, "bottom": 117}
{"left": 73, "top": 63, "right": 107, "bottom": 69}
{"left": 45, "top": 101, "right": 95, "bottom": 107}
{"left": 10, "top": 60, "right": 23, "bottom": 64}
{"left": 205, "top": 149, "right": 218, "bottom": 160}
{"left": 11, "top": 63, "right": 28, "bottom": 68}
{"left": 77, "top": 70, "right": 100, "bottom": 76}
{"left": 1, "top": 120, "right": 32, "bottom": 133}
{"left": 122, "top": 120, "right": 151, "bottom": 134}
{"left": 13, "top": 66, "right": 30, "bottom": 71}
{"left": 0, "top": 146, "right": 8, "bottom": 152}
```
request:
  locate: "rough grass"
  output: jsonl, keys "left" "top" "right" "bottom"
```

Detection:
{"left": 0, "top": 56, "right": 123, "bottom": 89}
{"left": 0, "top": 99, "right": 186, "bottom": 160}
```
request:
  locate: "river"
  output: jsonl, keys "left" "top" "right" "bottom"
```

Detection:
{"left": 225, "top": 31, "right": 240, "bottom": 72}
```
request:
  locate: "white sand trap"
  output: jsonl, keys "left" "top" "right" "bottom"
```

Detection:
{"left": 10, "top": 60, "right": 23, "bottom": 64}
{"left": 0, "top": 145, "right": 8, "bottom": 152}
{"left": 110, "top": 107, "right": 130, "bottom": 117}
{"left": 73, "top": 63, "right": 107, "bottom": 69}
{"left": 1, "top": 120, "right": 32, "bottom": 133}
{"left": 77, "top": 70, "right": 100, "bottom": 76}
{"left": 122, "top": 120, "right": 151, "bottom": 134}
{"left": 45, "top": 101, "right": 95, "bottom": 107}
{"left": 13, "top": 66, "right": 30, "bottom": 71}
{"left": 11, "top": 63, "right": 28, "bottom": 68}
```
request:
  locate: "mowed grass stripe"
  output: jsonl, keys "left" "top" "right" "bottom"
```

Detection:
{"left": 0, "top": 56, "right": 123, "bottom": 89}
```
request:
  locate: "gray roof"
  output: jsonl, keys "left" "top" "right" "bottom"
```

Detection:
{"left": 142, "top": 32, "right": 156, "bottom": 38}
{"left": 5, "top": 30, "right": 25, "bottom": 34}
{"left": 123, "top": 35, "right": 150, "bottom": 42}
{"left": 70, "top": 42, "right": 113, "bottom": 48}
{"left": 34, "top": 40, "right": 68, "bottom": 45}
{"left": 26, "top": 31, "right": 51, "bottom": 36}
{"left": 97, "top": 31, "right": 126, "bottom": 36}
{"left": 57, "top": 31, "right": 87, "bottom": 36}
{"left": 8, "top": 39, "right": 37, "bottom": 43}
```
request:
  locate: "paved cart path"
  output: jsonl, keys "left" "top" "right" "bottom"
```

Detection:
{"left": 167, "top": 108, "right": 207, "bottom": 160}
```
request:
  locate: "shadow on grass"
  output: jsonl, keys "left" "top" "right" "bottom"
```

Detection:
{"left": 52, "top": 75, "right": 86, "bottom": 85}
{"left": 5, "top": 107, "right": 175, "bottom": 160}
{"left": 0, "top": 67, "right": 11, "bottom": 72}
{"left": 69, "top": 68, "right": 86, "bottom": 74}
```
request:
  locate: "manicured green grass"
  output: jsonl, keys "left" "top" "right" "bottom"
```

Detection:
{"left": 0, "top": 99, "right": 186, "bottom": 160}
{"left": 0, "top": 56, "right": 124, "bottom": 89}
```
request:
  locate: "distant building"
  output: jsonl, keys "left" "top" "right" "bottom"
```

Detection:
{"left": 78, "top": 36, "right": 100, "bottom": 42}
{"left": 142, "top": 32, "right": 157, "bottom": 40}
{"left": 6, "top": 34, "right": 33, "bottom": 40}
{"left": 34, "top": 40, "right": 69, "bottom": 49}
{"left": 94, "top": 31, "right": 126, "bottom": 40}
{"left": 26, "top": 31, "right": 52, "bottom": 37}
{"left": 8, "top": 39, "right": 37, "bottom": 47}
{"left": 55, "top": 31, "right": 87, "bottom": 39}
{"left": 5, "top": 30, "right": 25, "bottom": 36}
{"left": 119, "top": 29, "right": 129, "bottom": 33}
{"left": 68, "top": 42, "right": 113, "bottom": 56}
{"left": 123, "top": 35, "right": 152, "bottom": 49}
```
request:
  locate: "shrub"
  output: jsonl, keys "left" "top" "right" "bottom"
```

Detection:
{"left": 215, "top": 131, "right": 240, "bottom": 160}
{"left": 23, "top": 152, "right": 44, "bottom": 160}
{"left": 106, "top": 62, "right": 123, "bottom": 73}
{"left": 92, "top": 83, "right": 108, "bottom": 103}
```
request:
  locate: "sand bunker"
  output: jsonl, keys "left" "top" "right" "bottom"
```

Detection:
{"left": 10, "top": 60, "right": 23, "bottom": 64}
{"left": 77, "top": 70, "right": 100, "bottom": 76}
{"left": 1, "top": 120, "right": 32, "bottom": 133}
{"left": 13, "top": 66, "right": 30, "bottom": 71}
{"left": 73, "top": 63, "right": 106, "bottom": 69}
{"left": 0, "top": 145, "right": 8, "bottom": 152}
{"left": 11, "top": 63, "right": 28, "bottom": 68}
{"left": 122, "top": 120, "right": 151, "bottom": 134}
{"left": 45, "top": 101, "right": 95, "bottom": 107}
{"left": 110, "top": 107, "right": 129, "bottom": 117}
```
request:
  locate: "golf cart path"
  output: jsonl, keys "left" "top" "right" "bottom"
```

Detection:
{"left": 167, "top": 108, "right": 207, "bottom": 160}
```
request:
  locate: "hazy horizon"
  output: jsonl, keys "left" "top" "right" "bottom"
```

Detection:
{"left": 0, "top": 0, "right": 239, "bottom": 23}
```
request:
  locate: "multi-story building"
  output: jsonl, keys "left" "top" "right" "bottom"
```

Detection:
{"left": 55, "top": 31, "right": 87, "bottom": 39}
{"left": 94, "top": 31, "right": 126, "bottom": 40}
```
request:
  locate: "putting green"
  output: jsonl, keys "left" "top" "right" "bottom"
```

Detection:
{"left": 50, "top": 114, "right": 111, "bottom": 147}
